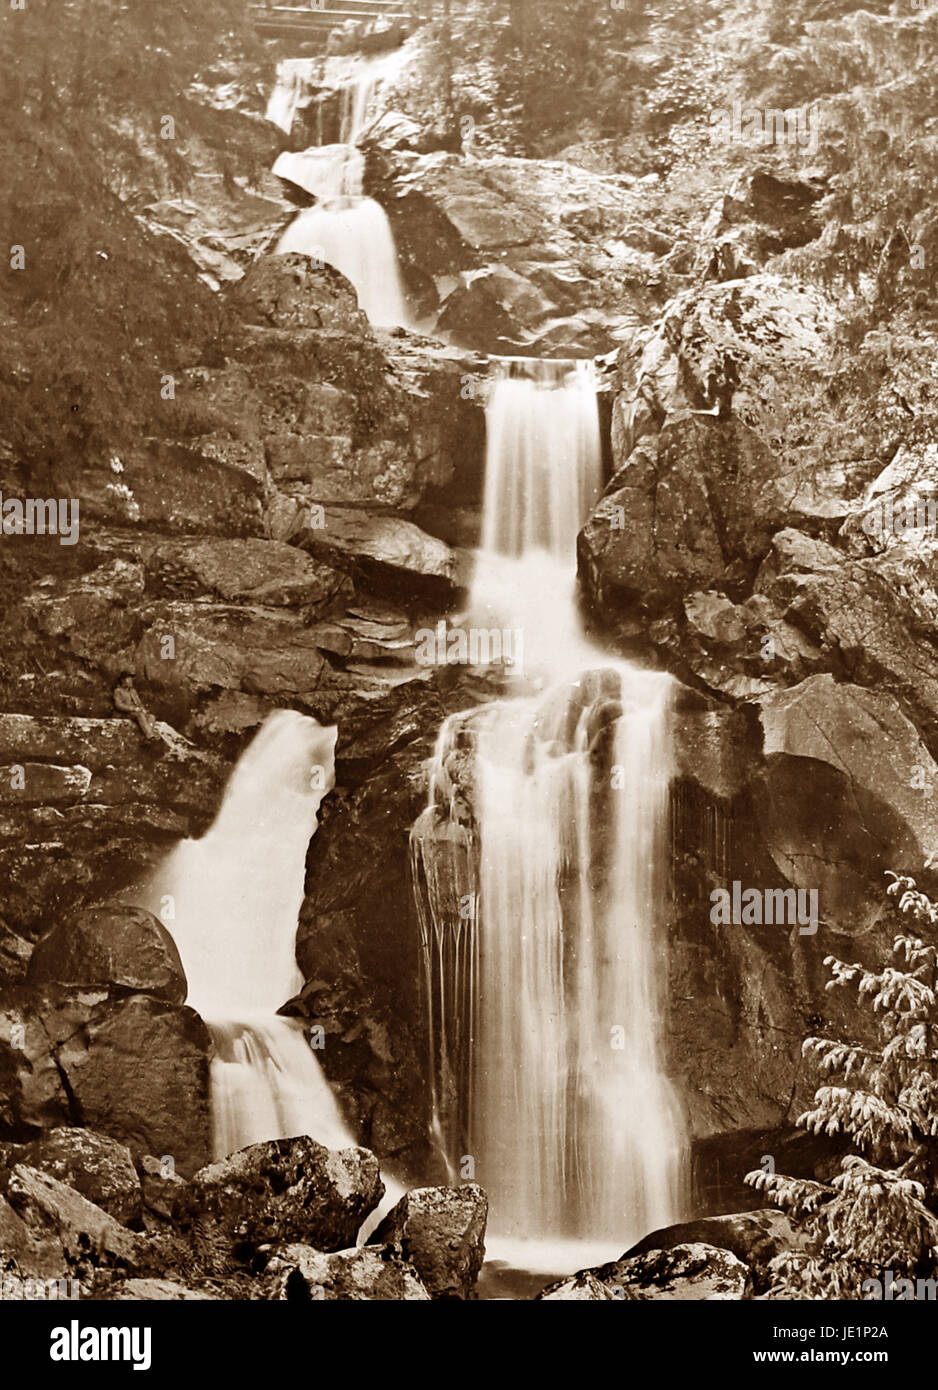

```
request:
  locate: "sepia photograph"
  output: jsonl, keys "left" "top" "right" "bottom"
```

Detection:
{"left": 1, "top": 0, "right": 937, "bottom": 1360}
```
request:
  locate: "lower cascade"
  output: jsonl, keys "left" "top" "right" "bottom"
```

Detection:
{"left": 411, "top": 357, "right": 689, "bottom": 1252}
{"left": 145, "top": 711, "right": 356, "bottom": 1159}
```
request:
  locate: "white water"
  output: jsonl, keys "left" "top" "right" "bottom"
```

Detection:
{"left": 412, "top": 358, "right": 688, "bottom": 1254}
{"left": 145, "top": 711, "right": 357, "bottom": 1159}
{"left": 271, "top": 59, "right": 412, "bottom": 328}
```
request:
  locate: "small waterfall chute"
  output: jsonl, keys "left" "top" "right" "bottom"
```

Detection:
{"left": 144, "top": 710, "right": 356, "bottom": 1160}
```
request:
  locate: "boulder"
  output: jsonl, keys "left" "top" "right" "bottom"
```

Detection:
{"left": 70, "top": 438, "right": 266, "bottom": 537}
{"left": 372, "top": 1183, "right": 488, "bottom": 1299}
{"left": 174, "top": 1137, "right": 384, "bottom": 1253}
{"left": 103, "top": 1278, "right": 218, "bottom": 1301}
{"left": 229, "top": 253, "right": 371, "bottom": 337}
{"left": 752, "top": 675, "right": 938, "bottom": 932}
{"left": 612, "top": 275, "right": 839, "bottom": 463}
{"left": 580, "top": 414, "right": 788, "bottom": 624}
{"left": 625, "top": 1209, "right": 812, "bottom": 1270}
{"left": 263, "top": 1242, "right": 429, "bottom": 1300}
{"left": 592, "top": 1242, "right": 752, "bottom": 1300}
{"left": 27, "top": 903, "right": 188, "bottom": 1006}
{"left": 0, "top": 1192, "right": 69, "bottom": 1281}
{"left": 0, "top": 1129, "right": 142, "bottom": 1227}
{"left": 0, "top": 985, "right": 213, "bottom": 1176}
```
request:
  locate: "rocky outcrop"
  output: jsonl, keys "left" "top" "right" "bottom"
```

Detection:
{"left": 295, "top": 674, "right": 481, "bottom": 1174}
{"left": 372, "top": 1182, "right": 488, "bottom": 1299}
{"left": 26, "top": 903, "right": 188, "bottom": 1006}
{"left": 368, "top": 150, "right": 669, "bottom": 353}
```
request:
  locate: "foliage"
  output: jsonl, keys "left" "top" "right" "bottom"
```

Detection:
{"left": 745, "top": 874, "right": 938, "bottom": 1298}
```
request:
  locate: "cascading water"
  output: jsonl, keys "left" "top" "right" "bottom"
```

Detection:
{"left": 411, "top": 357, "right": 688, "bottom": 1262}
{"left": 144, "top": 711, "right": 356, "bottom": 1159}
{"left": 270, "top": 58, "right": 412, "bottom": 328}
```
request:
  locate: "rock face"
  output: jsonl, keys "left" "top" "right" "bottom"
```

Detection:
{"left": 26, "top": 903, "right": 188, "bottom": 1006}
{"left": 372, "top": 1183, "right": 488, "bottom": 1299}
{"left": 173, "top": 1137, "right": 384, "bottom": 1253}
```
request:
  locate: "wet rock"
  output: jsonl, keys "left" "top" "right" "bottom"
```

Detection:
{"left": 27, "top": 903, "right": 188, "bottom": 1006}
{"left": 0, "top": 1129, "right": 142, "bottom": 1228}
{"left": 174, "top": 1137, "right": 384, "bottom": 1253}
{"left": 372, "top": 1183, "right": 487, "bottom": 1299}
{"left": 263, "top": 1242, "right": 429, "bottom": 1300}
{"left": 373, "top": 151, "right": 652, "bottom": 352}
{"left": 297, "top": 679, "right": 455, "bottom": 1171}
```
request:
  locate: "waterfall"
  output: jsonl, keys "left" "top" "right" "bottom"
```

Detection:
{"left": 144, "top": 711, "right": 357, "bottom": 1159}
{"left": 411, "top": 358, "right": 688, "bottom": 1252}
{"left": 271, "top": 59, "right": 412, "bottom": 329}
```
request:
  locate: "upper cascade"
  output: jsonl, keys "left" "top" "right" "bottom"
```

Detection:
{"left": 270, "top": 57, "right": 413, "bottom": 328}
